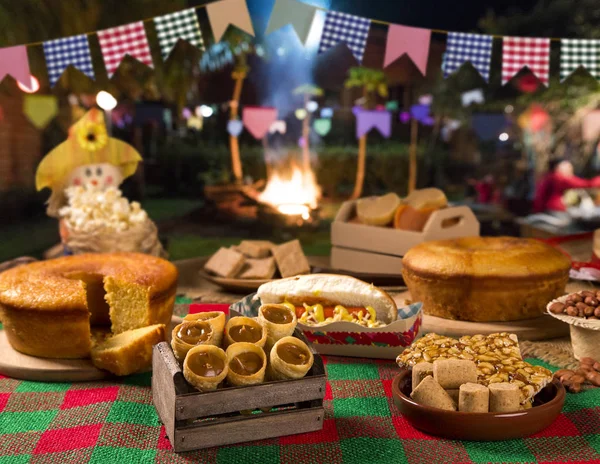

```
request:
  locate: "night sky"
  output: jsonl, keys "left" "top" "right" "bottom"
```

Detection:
{"left": 329, "top": 0, "right": 540, "bottom": 31}
{"left": 229, "top": 0, "right": 543, "bottom": 35}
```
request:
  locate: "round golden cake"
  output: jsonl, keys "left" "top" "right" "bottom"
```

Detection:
{"left": 0, "top": 252, "right": 178, "bottom": 359}
{"left": 402, "top": 236, "right": 571, "bottom": 322}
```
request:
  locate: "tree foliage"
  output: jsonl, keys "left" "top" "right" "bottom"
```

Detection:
{"left": 344, "top": 67, "right": 388, "bottom": 109}
{"left": 292, "top": 84, "right": 323, "bottom": 97}
{"left": 479, "top": 0, "right": 600, "bottom": 39}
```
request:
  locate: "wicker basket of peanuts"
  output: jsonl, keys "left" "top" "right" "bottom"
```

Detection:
{"left": 391, "top": 332, "right": 565, "bottom": 440}
{"left": 547, "top": 290, "right": 600, "bottom": 362}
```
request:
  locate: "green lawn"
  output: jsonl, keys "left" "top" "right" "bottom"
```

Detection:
{"left": 0, "top": 198, "right": 203, "bottom": 261}
{"left": 0, "top": 197, "right": 332, "bottom": 262}
{"left": 141, "top": 198, "right": 203, "bottom": 222}
{"left": 167, "top": 229, "right": 332, "bottom": 261}
{"left": 0, "top": 217, "right": 58, "bottom": 262}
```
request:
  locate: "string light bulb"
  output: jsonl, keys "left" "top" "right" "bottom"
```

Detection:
{"left": 96, "top": 91, "right": 117, "bottom": 111}
{"left": 17, "top": 76, "right": 40, "bottom": 93}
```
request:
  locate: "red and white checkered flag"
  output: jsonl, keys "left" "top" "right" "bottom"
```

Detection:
{"left": 97, "top": 22, "right": 153, "bottom": 78}
{"left": 502, "top": 36, "right": 550, "bottom": 86}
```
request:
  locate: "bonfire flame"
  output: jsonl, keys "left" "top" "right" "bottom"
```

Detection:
{"left": 258, "top": 164, "right": 321, "bottom": 218}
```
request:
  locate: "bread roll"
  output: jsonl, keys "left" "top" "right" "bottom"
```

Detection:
{"left": 404, "top": 188, "right": 447, "bottom": 210}
{"left": 256, "top": 274, "right": 397, "bottom": 324}
{"left": 356, "top": 193, "right": 401, "bottom": 226}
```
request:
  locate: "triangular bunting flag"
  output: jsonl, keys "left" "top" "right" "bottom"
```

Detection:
{"left": 154, "top": 8, "right": 204, "bottom": 60}
{"left": 313, "top": 118, "right": 331, "bottom": 136}
{"left": 410, "top": 104, "right": 430, "bottom": 123}
{"left": 206, "top": 0, "right": 255, "bottom": 43}
{"left": 384, "top": 24, "right": 431, "bottom": 74}
{"left": 502, "top": 36, "right": 550, "bottom": 86}
{"left": 443, "top": 32, "right": 493, "bottom": 82}
{"left": 561, "top": 39, "right": 600, "bottom": 82}
{"left": 97, "top": 22, "right": 153, "bottom": 78}
{"left": 265, "top": 0, "right": 317, "bottom": 45}
{"left": 242, "top": 106, "right": 277, "bottom": 139}
{"left": 23, "top": 95, "right": 58, "bottom": 129}
{"left": 318, "top": 11, "right": 370, "bottom": 63}
{"left": 0, "top": 45, "right": 31, "bottom": 86}
{"left": 356, "top": 110, "right": 391, "bottom": 139}
{"left": 43, "top": 35, "right": 94, "bottom": 87}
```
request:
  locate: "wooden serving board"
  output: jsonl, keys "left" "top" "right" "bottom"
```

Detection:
{"left": 178, "top": 255, "right": 404, "bottom": 295}
{"left": 421, "top": 314, "right": 569, "bottom": 341}
{"left": 391, "top": 291, "right": 569, "bottom": 341}
{"left": 0, "top": 316, "right": 182, "bottom": 382}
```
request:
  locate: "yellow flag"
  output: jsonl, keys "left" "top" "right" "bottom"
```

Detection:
{"left": 23, "top": 95, "right": 58, "bottom": 129}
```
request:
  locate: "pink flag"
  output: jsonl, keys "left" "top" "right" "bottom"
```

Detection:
{"left": 384, "top": 24, "right": 431, "bottom": 75}
{"left": 242, "top": 106, "right": 277, "bottom": 139}
{"left": 0, "top": 46, "right": 31, "bottom": 86}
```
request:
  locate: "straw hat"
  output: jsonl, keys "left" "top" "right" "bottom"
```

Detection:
{"left": 35, "top": 108, "right": 142, "bottom": 216}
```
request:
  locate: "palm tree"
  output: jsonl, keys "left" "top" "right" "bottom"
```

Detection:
{"left": 344, "top": 68, "right": 388, "bottom": 199}
{"left": 292, "top": 84, "right": 323, "bottom": 171}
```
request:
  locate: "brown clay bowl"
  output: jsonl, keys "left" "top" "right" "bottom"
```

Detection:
{"left": 392, "top": 369, "right": 565, "bottom": 441}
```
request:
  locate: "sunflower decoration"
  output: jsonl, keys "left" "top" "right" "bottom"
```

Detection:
{"left": 36, "top": 108, "right": 142, "bottom": 216}
{"left": 76, "top": 120, "right": 108, "bottom": 152}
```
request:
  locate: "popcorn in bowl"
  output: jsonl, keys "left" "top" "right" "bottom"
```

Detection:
{"left": 57, "top": 185, "right": 165, "bottom": 257}
{"left": 59, "top": 185, "right": 149, "bottom": 234}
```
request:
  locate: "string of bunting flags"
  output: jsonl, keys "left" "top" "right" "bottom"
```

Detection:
{"left": 0, "top": 0, "right": 599, "bottom": 91}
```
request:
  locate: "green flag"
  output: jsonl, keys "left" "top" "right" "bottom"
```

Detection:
{"left": 265, "top": 0, "right": 318, "bottom": 45}
{"left": 314, "top": 118, "right": 332, "bottom": 136}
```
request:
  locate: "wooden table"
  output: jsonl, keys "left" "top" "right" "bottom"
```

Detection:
{"left": 174, "top": 256, "right": 580, "bottom": 341}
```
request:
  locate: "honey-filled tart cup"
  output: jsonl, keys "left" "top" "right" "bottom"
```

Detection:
{"left": 171, "top": 320, "right": 215, "bottom": 362}
{"left": 225, "top": 342, "right": 267, "bottom": 386}
{"left": 224, "top": 316, "right": 267, "bottom": 348}
{"left": 268, "top": 336, "right": 314, "bottom": 381}
{"left": 183, "top": 345, "right": 228, "bottom": 391}
{"left": 184, "top": 311, "right": 226, "bottom": 347}
{"left": 257, "top": 304, "right": 297, "bottom": 351}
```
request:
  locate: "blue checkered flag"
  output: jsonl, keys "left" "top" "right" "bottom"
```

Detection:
{"left": 443, "top": 32, "right": 493, "bottom": 82}
{"left": 318, "top": 11, "right": 370, "bottom": 64}
{"left": 43, "top": 35, "right": 94, "bottom": 87}
{"left": 154, "top": 8, "right": 204, "bottom": 61}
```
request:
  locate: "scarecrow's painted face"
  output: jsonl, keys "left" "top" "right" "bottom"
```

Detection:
{"left": 67, "top": 163, "right": 124, "bottom": 190}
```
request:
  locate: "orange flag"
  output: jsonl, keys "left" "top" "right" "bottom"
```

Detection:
{"left": 206, "top": 0, "right": 255, "bottom": 42}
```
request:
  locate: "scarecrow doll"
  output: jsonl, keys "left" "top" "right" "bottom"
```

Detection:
{"left": 35, "top": 109, "right": 165, "bottom": 256}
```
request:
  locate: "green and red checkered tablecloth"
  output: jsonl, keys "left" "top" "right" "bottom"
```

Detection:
{"left": 1, "top": 353, "right": 600, "bottom": 463}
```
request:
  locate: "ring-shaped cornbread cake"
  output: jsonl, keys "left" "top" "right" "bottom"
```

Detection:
{"left": 402, "top": 237, "right": 571, "bottom": 322}
{"left": 0, "top": 252, "right": 177, "bottom": 358}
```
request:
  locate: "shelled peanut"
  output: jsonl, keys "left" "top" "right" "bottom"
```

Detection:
{"left": 554, "top": 357, "right": 600, "bottom": 393}
{"left": 548, "top": 291, "right": 600, "bottom": 319}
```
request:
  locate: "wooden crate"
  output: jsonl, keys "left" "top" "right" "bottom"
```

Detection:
{"left": 152, "top": 334, "right": 326, "bottom": 452}
{"left": 331, "top": 202, "right": 480, "bottom": 253}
